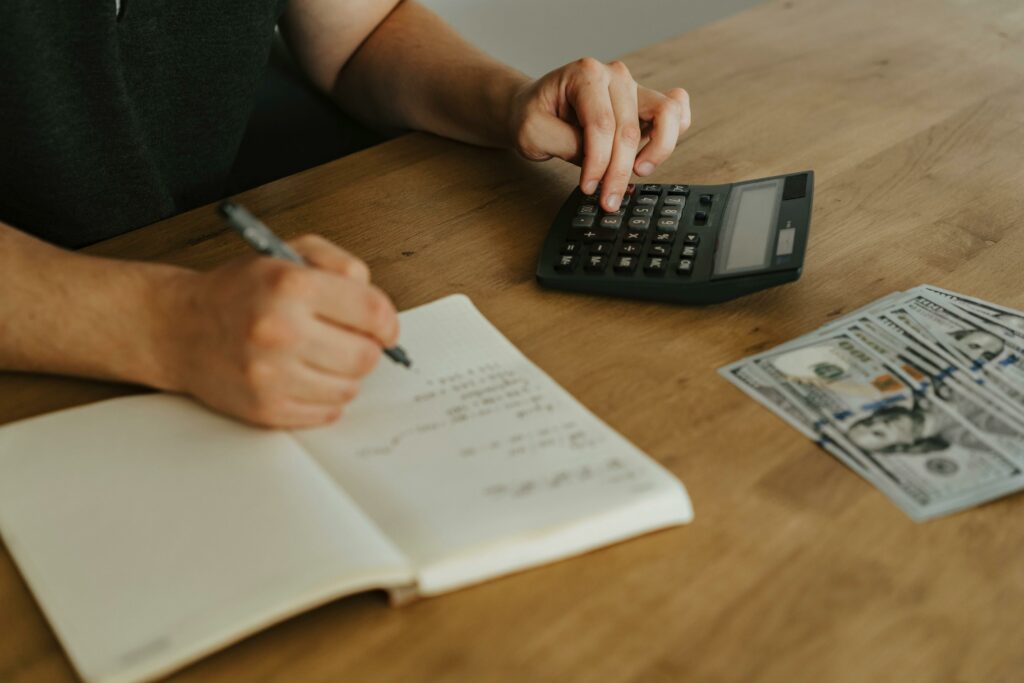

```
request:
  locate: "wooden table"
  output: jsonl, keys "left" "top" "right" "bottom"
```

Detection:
{"left": 4, "top": 0, "right": 1024, "bottom": 680}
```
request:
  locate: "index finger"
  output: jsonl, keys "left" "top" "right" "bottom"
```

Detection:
{"left": 310, "top": 272, "right": 400, "bottom": 348}
{"left": 601, "top": 64, "right": 642, "bottom": 210}
{"left": 290, "top": 234, "right": 371, "bottom": 284}
{"left": 571, "top": 78, "right": 616, "bottom": 198}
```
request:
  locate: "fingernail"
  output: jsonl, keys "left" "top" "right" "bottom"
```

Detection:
{"left": 582, "top": 180, "right": 598, "bottom": 195}
{"left": 606, "top": 194, "right": 621, "bottom": 210}
{"left": 637, "top": 161, "right": 655, "bottom": 176}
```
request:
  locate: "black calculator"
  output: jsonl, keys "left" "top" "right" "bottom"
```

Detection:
{"left": 535, "top": 171, "right": 814, "bottom": 304}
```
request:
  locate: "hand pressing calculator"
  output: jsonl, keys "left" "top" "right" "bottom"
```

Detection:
{"left": 535, "top": 171, "right": 814, "bottom": 304}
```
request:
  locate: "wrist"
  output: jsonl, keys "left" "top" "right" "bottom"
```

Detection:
{"left": 137, "top": 265, "right": 202, "bottom": 394}
{"left": 485, "top": 68, "right": 532, "bottom": 149}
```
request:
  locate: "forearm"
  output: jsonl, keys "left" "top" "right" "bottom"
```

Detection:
{"left": 0, "top": 224, "right": 190, "bottom": 389}
{"left": 329, "top": 1, "right": 529, "bottom": 147}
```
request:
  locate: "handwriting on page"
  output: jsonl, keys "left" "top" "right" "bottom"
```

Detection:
{"left": 483, "top": 457, "right": 654, "bottom": 499}
{"left": 355, "top": 362, "right": 589, "bottom": 458}
{"left": 354, "top": 361, "right": 656, "bottom": 497}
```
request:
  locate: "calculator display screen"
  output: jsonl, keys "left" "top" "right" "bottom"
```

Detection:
{"left": 714, "top": 179, "right": 784, "bottom": 276}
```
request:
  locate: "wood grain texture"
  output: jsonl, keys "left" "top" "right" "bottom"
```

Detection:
{"left": 3, "top": 0, "right": 1024, "bottom": 680}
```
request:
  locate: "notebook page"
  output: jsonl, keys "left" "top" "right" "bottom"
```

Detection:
{"left": 294, "top": 295, "right": 692, "bottom": 594}
{"left": 0, "top": 394, "right": 412, "bottom": 683}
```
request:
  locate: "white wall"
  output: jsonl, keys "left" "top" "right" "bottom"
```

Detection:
{"left": 421, "top": 0, "right": 765, "bottom": 76}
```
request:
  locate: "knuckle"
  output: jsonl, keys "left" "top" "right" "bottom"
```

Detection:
{"left": 265, "top": 264, "right": 313, "bottom": 298}
{"left": 609, "top": 60, "right": 631, "bottom": 78}
{"left": 292, "top": 234, "right": 326, "bottom": 250}
{"left": 607, "top": 166, "right": 632, "bottom": 185}
{"left": 347, "top": 257, "right": 371, "bottom": 282}
{"left": 242, "top": 359, "right": 275, "bottom": 392}
{"left": 321, "top": 407, "right": 344, "bottom": 425}
{"left": 364, "top": 288, "right": 395, "bottom": 333}
{"left": 338, "top": 380, "right": 362, "bottom": 404}
{"left": 618, "top": 124, "right": 642, "bottom": 146}
{"left": 353, "top": 340, "right": 381, "bottom": 376}
{"left": 247, "top": 312, "right": 299, "bottom": 350}
{"left": 576, "top": 56, "right": 604, "bottom": 77}
{"left": 590, "top": 114, "right": 616, "bottom": 135}
{"left": 659, "top": 97, "right": 683, "bottom": 118}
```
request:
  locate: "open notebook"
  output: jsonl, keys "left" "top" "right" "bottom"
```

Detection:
{"left": 0, "top": 295, "right": 692, "bottom": 683}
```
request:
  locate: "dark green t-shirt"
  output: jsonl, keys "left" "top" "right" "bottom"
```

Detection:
{"left": 0, "top": 1, "right": 287, "bottom": 248}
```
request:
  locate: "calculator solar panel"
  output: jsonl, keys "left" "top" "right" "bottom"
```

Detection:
{"left": 535, "top": 172, "right": 814, "bottom": 305}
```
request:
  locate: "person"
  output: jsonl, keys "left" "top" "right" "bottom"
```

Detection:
{"left": 0, "top": 1, "right": 691, "bottom": 428}
{"left": 845, "top": 404, "right": 953, "bottom": 455}
{"left": 949, "top": 329, "right": 1005, "bottom": 364}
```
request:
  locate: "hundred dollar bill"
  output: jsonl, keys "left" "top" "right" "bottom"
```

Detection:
{"left": 720, "top": 360, "right": 872, "bottom": 473}
{"left": 751, "top": 332, "right": 1024, "bottom": 520}
{"left": 902, "top": 294, "right": 1024, "bottom": 412}
{"left": 858, "top": 311, "right": 1024, "bottom": 431}
{"left": 926, "top": 286, "right": 1024, "bottom": 337}
{"left": 845, "top": 321, "right": 1024, "bottom": 460}
{"left": 875, "top": 305, "right": 1024, "bottom": 422}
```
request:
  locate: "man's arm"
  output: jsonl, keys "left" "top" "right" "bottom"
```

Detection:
{"left": 0, "top": 223, "right": 399, "bottom": 428}
{"left": 280, "top": 0, "right": 691, "bottom": 215}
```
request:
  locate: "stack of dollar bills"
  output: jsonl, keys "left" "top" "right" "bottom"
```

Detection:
{"left": 721, "top": 286, "right": 1024, "bottom": 521}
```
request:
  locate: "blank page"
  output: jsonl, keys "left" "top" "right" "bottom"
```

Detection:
{"left": 0, "top": 394, "right": 412, "bottom": 683}
{"left": 294, "top": 295, "right": 692, "bottom": 595}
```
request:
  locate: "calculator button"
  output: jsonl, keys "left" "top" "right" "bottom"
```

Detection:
{"left": 555, "top": 254, "right": 577, "bottom": 272}
{"left": 668, "top": 184, "right": 689, "bottom": 195}
{"left": 640, "top": 184, "right": 662, "bottom": 193}
{"left": 681, "top": 245, "right": 697, "bottom": 258}
{"left": 694, "top": 211, "right": 709, "bottom": 226}
{"left": 659, "top": 207, "right": 681, "bottom": 218}
{"left": 652, "top": 233, "right": 674, "bottom": 244}
{"left": 656, "top": 217, "right": 679, "bottom": 231}
{"left": 577, "top": 204, "right": 598, "bottom": 216}
{"left": 588, "top": 242, "right": 613, "bottom": 256}
{"left": 600, "top": 215, "right": 623, "bottom": 229}
{"left": 662, "top": 195, "right": 685, "bottom": 206}
{"left": 636, "top": 195, "right": 658, "bottom": 205}
{"left": 570, "top": 227, "right": 618, "bottom": 242}
{"left": 683, "top": 232, "right": 700, "bottom": 245}
{"left": 623, "top": 229, "right": 646, "bottom": 242}
{"left": 613, "top": 255, "right": 638, "bottom": 273}
{"left": 585, "top": 255, "right": 608, "bottom": 272}
{"left": 618, "top": 243, "right": 642, "bottom": 256}
{"left": 561, "top": 241, "right": 580, "bottom": 254}
{"left": 677, "top": 259, "right": 694, "bottom": 275}
{"left": 699, "top": 194, "right": 714, "bottom": 206}
{"left": 648, "top": 244, "right": 672, "bottom": 257}
{"left": 644, "top": 257, "right": 666, "bottom": 274}
{"left": 619, "top": 193, "right": 632, "bottom": 206}
{"left": 603, "top": 208, "right": 626, "bottom": 217}
{"left": 631, "top": 206, "right": 653, "bottom": 217}
{"left": 572, "top": 215, "right": 595, "bottom": 228}
{"left": 627, "top": 217, "right": 650, "bottom": 231}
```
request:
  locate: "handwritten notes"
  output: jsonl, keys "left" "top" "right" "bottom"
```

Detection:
{"left": 482, "top": 456, "right": 652, "bottom": 500}
{"left": 293, "top": 295, "right": 686, "bottom": 567}
{"left": 337, "top": 356, "right": 663, "bottom": 504}
{"left": 355, "top": 362, "right": 586, "bottom": 458}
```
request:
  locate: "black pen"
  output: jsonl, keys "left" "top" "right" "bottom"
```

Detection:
{"left": 218, "top": 200, "right": 412, "bottom": 369}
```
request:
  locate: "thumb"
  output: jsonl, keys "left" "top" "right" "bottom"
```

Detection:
{"left": 519, "top": 112, "right": 584, "bottom": 165}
